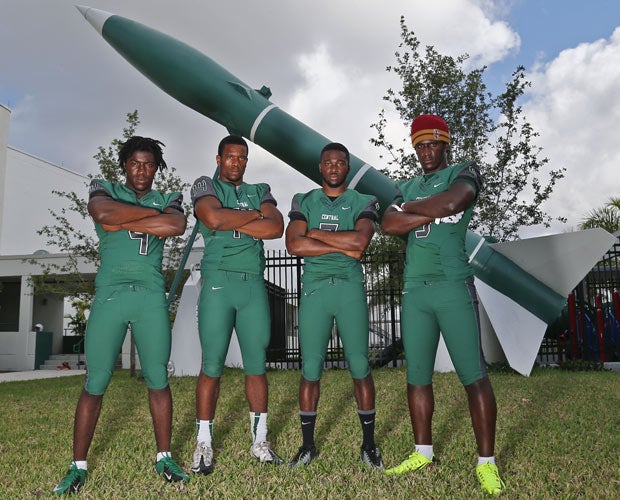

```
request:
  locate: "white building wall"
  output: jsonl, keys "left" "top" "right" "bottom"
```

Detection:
{"left": 0, "top": 104, "right": 9, "bottom": 252}
{"left": 2, "top": 148, "right": 92, "bottom": 255}
{"left": 0, "top": 104, "right": 97, "bottom": 371}
{"left": 0, "top": 103, "right": 93, "bottom": 256}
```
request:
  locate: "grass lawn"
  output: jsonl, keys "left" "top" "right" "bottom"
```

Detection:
{"left": 0, "top": 366, "right": 618, "bottom": 499}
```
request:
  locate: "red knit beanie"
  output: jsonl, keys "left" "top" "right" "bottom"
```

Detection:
{"left": 410, "top": 114, "right": 450, "bottom": 146}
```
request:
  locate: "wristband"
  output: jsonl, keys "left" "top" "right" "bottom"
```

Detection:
{"left": 390, "top": 204, "right": 403, "bottom": 212}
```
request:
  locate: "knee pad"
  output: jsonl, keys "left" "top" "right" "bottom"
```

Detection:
{"left": 201, "top": 359, "right": 225, "bottom": 378}
{"left": 140, "top": 363, "right": 169, "bottom": 390}
{"left": 347, "top": 355, "right": 370, "bottom": 380}
{"left": 84, "top": 368, "right": 113, "bottom": 395}
{"left": 301, "top": 355, "right": 324, "bottom": 382}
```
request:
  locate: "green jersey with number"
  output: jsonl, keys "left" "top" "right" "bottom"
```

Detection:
{"left": 395, "top": 161, "right": 482, "bottom": 283}
{"left": 89, "top": 179, "right": 184, "bottom": 290}
{"left": 191, "top": 176, "right": 277, "bottom": 275}
{"left": 289, "top": 188, "right": 378, "bottom": 282}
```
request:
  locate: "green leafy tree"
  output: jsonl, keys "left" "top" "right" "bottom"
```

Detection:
{"left": 64, "top": 298, "right": 89, "bottom": 336}
{"left": 29, "top": 110, "right": 191, "bottom": 303}
{"left": 371, "top": 17, "right": 566, "bottom": 242}
{"left": 578, "top": 197, "right": 620, "bottom": 233}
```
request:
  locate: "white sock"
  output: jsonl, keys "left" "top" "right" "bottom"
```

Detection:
{"left": 196, "top": 419, "right": 213, "bottom": 447}
{"left": 156, "top": 451, "right": 171, "bottom": 462}
{"left": 72, "top": 460, "right": 87, "bottom": 471}
{"left": 478, "top": 456, "right": 496, "bottom": 466}
{"left": 415, "top": 444, "right": 434, "bottom": 460}
{"left": 250, "top": 411, "right": 268, "bottom": 444}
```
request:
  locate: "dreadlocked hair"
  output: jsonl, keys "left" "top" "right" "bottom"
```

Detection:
{"left": 118, "top": 136, "right": 167, "bottom": 170}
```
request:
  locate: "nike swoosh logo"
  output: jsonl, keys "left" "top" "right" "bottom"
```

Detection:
{"left": 433, "top": 183, "right": 444, "bottom": 188}
{"left": 152, "top": 202, "right": 163, "bottom": 206}
{"left": 363, "top": 420, "right": 374, "bottom": 425}
{"left": 301, "top": 421, "right": 311, "bottom": 425}
{"left": 211, "top": 286, "right": 223, "bottom": 290}
{"left": 341, "top": 206, "right": 351, "bottom": 210}
{"left": 402, "top": 291, "right": 409, "bottom": 295}
{"left": 247, "top": 194, "right": 256, "bottom": 197}
{"left": 164, "top": 471, "right": 172, "bottom": 481}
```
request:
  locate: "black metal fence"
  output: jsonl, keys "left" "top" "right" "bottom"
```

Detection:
{"left": 266, "top": 234, "right": 620, "bottom": 371}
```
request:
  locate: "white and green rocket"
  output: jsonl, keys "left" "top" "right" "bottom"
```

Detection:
{"left": 77, "top": 6, "right": 615, "bottom": 375}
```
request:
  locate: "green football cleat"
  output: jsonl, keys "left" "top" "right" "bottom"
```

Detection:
{"left": 155, "top": 456, "right": 190, "bottom": 483}
{"left": 385, "top": 451, "right": 434, "bottom": 475}
{"left": 52, "top": 463, "right": 87, "bottom": 495}
{"left": 476, "top": 462, "right": 505, "bottom": 495}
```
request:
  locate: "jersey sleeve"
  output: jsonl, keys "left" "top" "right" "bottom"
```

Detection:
{"left": 260, "top": 183, "right": 277, "bottom": 206}
{"left": 391, "top": 184, "right": 404, "bottom": 204}
{"left": 190, "top": 176, "right": 217, "bottom": 207}
{"left": 357, "top": 197, "right": 379, "bottom": 222}
{"left": 164, "top": 192, "right": 184, "bottom": 214}
{"left": 453, "top": 161, "right": 482, "bottom": 194}
{"left": 88, "top": 179, "right": 112, "bottom": 199}
{"left": 288, "top": 194, "right": 307, "bottom": 222}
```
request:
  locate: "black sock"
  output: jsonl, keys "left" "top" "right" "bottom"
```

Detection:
{"left": 300, "top": 411, "right": 317, "bottom": 448}
{"left": 358, "top": 409, "right": 376, "bottom": 448}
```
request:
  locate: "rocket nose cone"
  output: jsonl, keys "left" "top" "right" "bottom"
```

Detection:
{"left": 75, "top": 5, "right": 112, "bottom": 34}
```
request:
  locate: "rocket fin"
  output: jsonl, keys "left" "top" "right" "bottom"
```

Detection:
{"left": 490, "top": 229, "right": 616, "bottom": 296}
{"left": 256, "top": 86, "right": 272, "bottom": 98}
{"left": 475, "top": 279, "right": 548, "bottom": 376}
{"left": 168, "top": 268, "right": 202, "bottom": 376}
{"left": 227, "top": 81, "right": 253, "bottom": 100}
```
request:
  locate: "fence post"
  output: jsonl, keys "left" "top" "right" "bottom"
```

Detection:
{"left": 595, "top": 295, "right": 606, "bottom": 362}
{"left": 568, "top": 292, "right": 577, "bottom": 360}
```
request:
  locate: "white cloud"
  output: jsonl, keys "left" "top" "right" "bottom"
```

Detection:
{"left": 525, "top": 27, "right": 620, "bottom": 232}
{"left": 405, "top": 0, "right": 521, "bottom": 67}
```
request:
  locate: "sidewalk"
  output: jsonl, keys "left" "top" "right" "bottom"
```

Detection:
{"left": 0, "top": 369, "right": 86, "bottom": 383}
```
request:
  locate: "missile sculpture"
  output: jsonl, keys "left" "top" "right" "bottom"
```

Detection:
{"left": 77, "top": 6, "right": 616, "bottom": 375}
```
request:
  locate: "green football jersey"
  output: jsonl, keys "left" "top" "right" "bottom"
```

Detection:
{"left": 190, "top": 176, "right": 277, "bottom": 275}
{"left": 289, "top": 188, "right": 378, "bottom": 281}
{"left": 89, "top": 179, "right": 184, "bottom": 290}
{"left": 395, "top": 161, "right": 482, "bottom": 283}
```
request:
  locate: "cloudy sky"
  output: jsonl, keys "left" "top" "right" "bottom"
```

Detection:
{"left": 1, "top": 0, "right": 619, "bottom": 243}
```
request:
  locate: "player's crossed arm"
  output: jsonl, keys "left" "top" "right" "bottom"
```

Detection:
{"left": 89, "top": 194, "right": 186, "bottom": 238}
{"left": 286, "top": 218, "right": 373, "bottom": 260}
{"left": 194, "top": 196, "right": 283, "bottom": 240}
{"left": 382, "top": 182, "right": 475, "bottom": 235}
{"left": 105, "top": 207, "right": 186, "bottom": 238}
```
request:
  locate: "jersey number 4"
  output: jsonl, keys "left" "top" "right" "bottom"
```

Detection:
{"left": 415, "top": 223, "right": 431, "bottom": 239}
{"left": 128, "top": 231, "right": 149, "bottom": 255}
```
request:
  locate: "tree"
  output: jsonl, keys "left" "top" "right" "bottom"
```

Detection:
{"left": 65, "top": 298, "right": 89, "bottom": 336}
{"left": 371, "top": 17, "right": 566, "bottom": 241}
{"left": 578, "top": 197, "right": 620, "bottom": 233}
{"left": 29, "top": 110, "right": 191, "bottom": 303}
